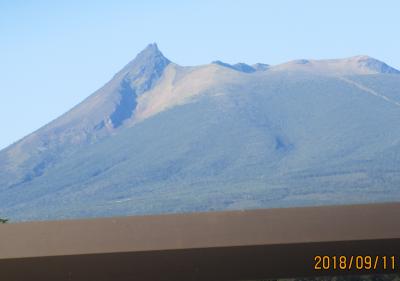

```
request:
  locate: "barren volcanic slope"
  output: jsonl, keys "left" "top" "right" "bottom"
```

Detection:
{"left": 1, "top": 44, "right": 400, "bottom": 221}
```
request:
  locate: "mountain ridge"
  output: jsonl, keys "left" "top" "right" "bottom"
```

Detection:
{"left": 270, "top": 55, "right": 400, "bottom": 75}
{"left": 1, "top": 44, "right": 400, "bottom": 221}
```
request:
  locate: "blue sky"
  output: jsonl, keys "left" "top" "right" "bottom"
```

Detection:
{"left": 1, "top": 0, "right": 399, "bottom": 149}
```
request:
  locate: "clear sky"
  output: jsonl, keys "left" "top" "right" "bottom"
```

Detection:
{"left": 1, "top": 0, "right": 399, "bottom": 150}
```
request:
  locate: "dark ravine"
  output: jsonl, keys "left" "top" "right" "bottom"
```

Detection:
{"left": 108, "top": 79, "right": 138, "bottom": 128}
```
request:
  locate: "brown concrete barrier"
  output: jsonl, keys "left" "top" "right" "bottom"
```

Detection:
{"left": 0, "top": 203, "right": 399, "bottom": 280}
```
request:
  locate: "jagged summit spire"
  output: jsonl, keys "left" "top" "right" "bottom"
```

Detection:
{"left": 136, "top": 42, "right": 163, "bottom": 59}
{"left": 116, "top": 43, "right": 171, "bottom": 94}
{"left": 144, "top": 42, "right": 159, "bottom": 51}
{"left": 123, "top": 43, "right": 170, "bottom": 71}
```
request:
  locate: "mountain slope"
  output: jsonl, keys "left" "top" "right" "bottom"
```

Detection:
{"left": 270, "top": 55, "right": 400, "bottom": 75}
{"left": 1, "top": 45, "right": 400, "bottom": 221}
{"left": 0, "top": 43, "right": 170, "bottom": 188}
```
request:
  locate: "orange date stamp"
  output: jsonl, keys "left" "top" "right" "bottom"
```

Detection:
{"left": 314, "top": 255, "right": 397, "bottom": 271}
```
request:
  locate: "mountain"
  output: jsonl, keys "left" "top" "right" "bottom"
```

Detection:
{"left": 270, "top": 55, "right": 400, "bottom": 75}
{"left": 212, "top": 61, "right": 260, "bottom": 73}
{"left": 0, "top": 43, "right": 170, "bottom": 188}
{"left": 212, "top": 61, "right": 270, "bottom": 73}
{"left": 1, "top": 44, "right": 400, "bottom": 221}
